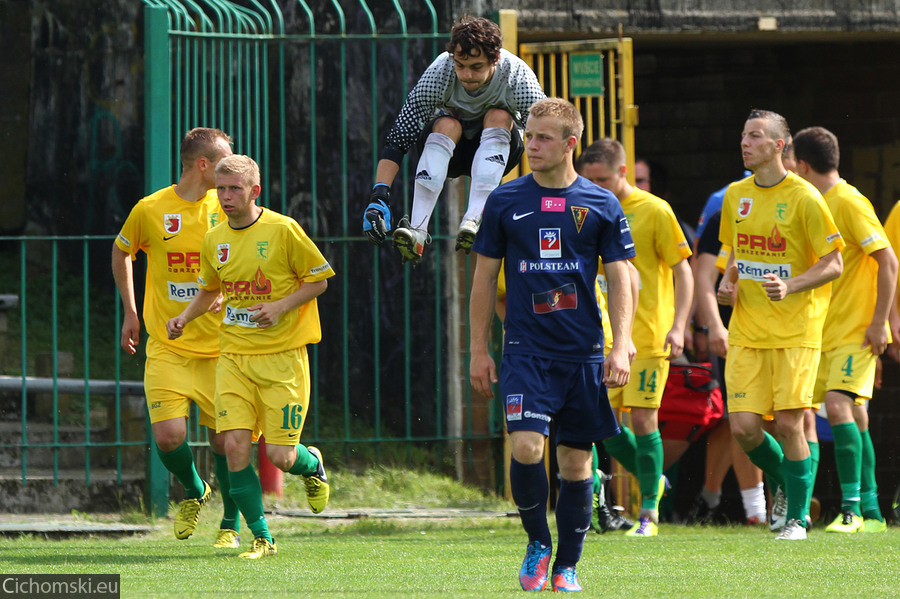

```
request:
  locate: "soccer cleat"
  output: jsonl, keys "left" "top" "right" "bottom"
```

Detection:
{"left": 174, "top": 481, "right": 211, "bottom": 540}
{"left": 863, "top": 518, "right": 887, "bottom": 533}
{"left": 624, "top": 516, "right": 658, "bottom": 537}
{"left": 825, "top": 510, "right": 864, "bottom": 533}
{"left": 303, "top": 446, "right": 330, "bottom": 514}
{"left": 392, "top": 219, "right": 428, "bottom": 265}
{"left": 775, "top": 518, "right": 807, "bottom": 540}
{"left": 519, "top": 540, "right": 551, "bottom": 592}
{"left": 212, "top": 528, "right": 241, "bottom": 548}
{"left": 769, "top": 487, "right": 787, "bottom": 532}
{"left": 238, "top": 536, "right": 277, "bottom": 559}
{"left": 454, "top": 217, "right": 480, "bottom": 253}
{"left": 551, "top": 566, "right": 583, "bottom": 592}
{"left": 685, "top": 495, "right": 714, "bottom": 525}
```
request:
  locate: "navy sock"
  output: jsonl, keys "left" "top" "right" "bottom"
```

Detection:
{"left": 553, "top": 478, "right": 592, "bottom": 571}
{"left": 510, "top": 458, "right": 552, "bottom": 548}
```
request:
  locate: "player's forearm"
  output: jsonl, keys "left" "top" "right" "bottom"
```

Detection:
{"left": 180, "top": 287, "right": 220, "bottom": 325}
{"left": 278, "top": 280, "right": 328, "bottom": 313}
{"left": 786, "top": 249, "right": 843, "bottom": 295}
{"left": 671, "top": 259, "right": 694, "bottom": 332}
{"left": 111, "top": 245, "right": 138, "bottom": 317}
{"left": 605, "top": 260, "right": 634, "bottom": 349}
{"left": 872, "top": 247, "right": 899, "bottom": 326}
{"left": 469, "top": 262, "right": 500, "bottom": 355}
{"left": 375, "top": 159, "right": 400, "bottom": 187}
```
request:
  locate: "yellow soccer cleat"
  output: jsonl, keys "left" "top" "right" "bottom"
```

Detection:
{"left": 213, "top": 528, "right": 241, "bottom": 548}
{"left": 863, "top": 518, "right": 887, "bottom": 533}
{"left": 174, "top": 481, "right": 212, "bottom": 540}
{"left": 239, "top": 537, "right": 277, "bottom": 559}
{"left": 825, "top": 510, "right": 864, "bottom": 534}
{"left": 303, "top": 446, "right": 331, "bottom": 514}
{"left": 625, "top": 516, "right": 658, "bottom": 537}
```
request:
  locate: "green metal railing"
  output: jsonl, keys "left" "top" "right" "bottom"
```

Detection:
{"left": 0, "top": 1, "right": 511, "bottom": 514}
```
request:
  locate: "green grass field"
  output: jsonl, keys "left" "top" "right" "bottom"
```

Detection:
{"left": 2, "top": 469, "right": 899, "bottom": 598}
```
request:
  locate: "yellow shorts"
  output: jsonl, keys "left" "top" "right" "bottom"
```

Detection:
{"left": 608, "top": 356, "right": 670, "bottom": 410}
{"left": 215, "top": 347, "right": 310, "bottom": 445}
{"left": 725, "top": 345, "right": 820, "bottom": 415}
{"left": 143, "top": 337, "right": 216, "bottom": 428}
{"left": 813, "top": 344, "right": 877, "bottom": 405}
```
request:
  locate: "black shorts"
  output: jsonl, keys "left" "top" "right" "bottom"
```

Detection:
{"left": 415, "top": 116, "right": 524, "bottom": 180}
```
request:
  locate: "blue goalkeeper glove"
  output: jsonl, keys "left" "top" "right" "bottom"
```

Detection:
{"left": 363, "top": 184, "right": 392, "bottom": 245}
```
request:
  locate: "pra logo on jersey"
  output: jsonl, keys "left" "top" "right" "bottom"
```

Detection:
{"left": 532, "top": 282, "right": 577, "bottom": 314}
{"left": 736, "top": 259, "right": 792, "bottom": 281}
{"left": 518, "top": 260, "right": 582, "bottom": 273}
{"left": 736, "top": 226, "right": 786, "bottom": 255}
{"left": 540, "top": 228, "right": 561, "bottom": 258}
{"left": 222, "top": 267, "right": 272, "bottom": 298}
{"left": 506, "top": 394, "right": 523, "bottom": 421}
{"left": 167, "top": 252, "right": 200, "bottom": 273}
{"left": 164, "top": 213, "right": 182, "bottom": 235}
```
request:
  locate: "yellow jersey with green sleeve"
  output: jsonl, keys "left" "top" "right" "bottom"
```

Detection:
{"left": 719, "top": 172, "right": 844, "bottom": 349}
{"left": 822, "top": 180, "right": 890, "bottom": 351}
{"left": 114, "top": 185, "right": 224, "bottom": 359}
{"left": 197, "top": 208, "right": 335, "bottom": 354}
{"left": 615, "top": 188, "right": 692, "bottom": 358}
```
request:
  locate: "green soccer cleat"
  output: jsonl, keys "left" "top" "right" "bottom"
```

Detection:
{"left": 825, "top": 510, "right": 864, "bottom": 533}
{"left": 239, "top": 537, "right": 277, "bottom": 559}
{"left": 625, "top": 516, "right": 658, "bottom": 538}
{"left": 174, "top": 481, "right": 211, "bottom": 540}
{"left": 454, "top": 217, "right": 480, "bottom": 253}
{"left": 213, "top": 528, "right": 241, "bottom": 548}
{"left": 303, "top": 446, "right": 330, "bottom": 514}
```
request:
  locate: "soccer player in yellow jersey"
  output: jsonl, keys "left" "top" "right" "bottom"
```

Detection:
{"left": 167, "top": 155, "right": 335, "bottom": 559}
{"left": 794, "top": 126, "right": 897, "bottom": 534}
{"left": 576, "top": 138, "right": 694, "bottom": 537}
{"left": 718, "top": 110, "right": 844, "bottom": 540}
{"left": 112, "top": 128, "right": 236, "bottom": 546}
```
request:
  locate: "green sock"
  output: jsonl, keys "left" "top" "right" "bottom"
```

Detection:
{"left": 591, "top": 444, "right": 601, "bottom": 494}
{"left": 782, "top": 456, "right": 811, "bottom": 523}
{"left": 635, "top": 430, "right": 664, "bottom": 512}
{"left": 156, "top": 441, "right": 204, "bottom": 498}
{"left": 745, "top": 432, "right": 785, "bottom": 490}
{"left": 229, "top": 465, "right": 272, "bottom": 543}
{"left": 807, "top": 440, "right": 820, "bottom": 510}
{"left": 603, "top": 426, "right": 637, "bottom": 475}
{"left": 859, "top": 428, "right": 883, "bottom": 521}
{"left": 287, "top": 445, "right": 319, "bottom": 476}
{"left": 831, "top": 422, "right": 862, "bottom": 515}
{"left": 214, "top": 452, "right": 240, "bottom": 532}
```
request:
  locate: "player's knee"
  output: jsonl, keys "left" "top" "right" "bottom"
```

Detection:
{"left": 431, "top": 116, "right": 462, "bottom": 138}
{"left": 482, "top": 108, "right": 513, "bottom": 129}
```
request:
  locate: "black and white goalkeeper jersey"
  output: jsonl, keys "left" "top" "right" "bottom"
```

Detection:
{"left": 379, "top": 48, "right": 546, "bottom": 165}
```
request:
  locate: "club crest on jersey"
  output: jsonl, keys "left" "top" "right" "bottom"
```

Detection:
{"left": 506, "top": 394, "right": 523, "bottom": 421}
{"left": 738, "top": 198, "right": 753, "bottom": 218}
{"left": 217, "top": 243, "right": 230, "bottom": 264}
{"left": 540, "top": 228, "right": 561, "bottom": 258}
{"left": 542, "top": 197, "right": 566, "bottom": 212}
{"left": 164, "top": 214, "right": 182, "bottom": 235}
{"left": 571, "top": 206, "right": 588, "bottom": 233}
{"left": 532, "top": 282, "right": 578, "bottom": 313}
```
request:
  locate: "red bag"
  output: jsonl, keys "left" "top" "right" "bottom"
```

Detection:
{"left": 658, "top": 362, "right": 724, "bottom": 442}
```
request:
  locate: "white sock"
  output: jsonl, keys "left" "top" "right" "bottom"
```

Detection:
{"left": 463, "top": 127, "right": 512, "bottom": 222}
{"left": 741, "top": 482, "right": 766, "bottom": 521}
{"left": 701, "top": 487, "right": 721, "bottom": 509}
{"left": 410, "top": 133, "right": 455, "bottom": 231}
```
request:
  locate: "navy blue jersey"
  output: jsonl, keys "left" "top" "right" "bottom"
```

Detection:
{"left": 474, "top": 174, "right": 635, "bottom": 362}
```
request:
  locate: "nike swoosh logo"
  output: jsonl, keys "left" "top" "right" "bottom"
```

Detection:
{"left": 177, "top": 528, "right": 189, "bottom": 536}
{"left": 735, "top": 219, "right": 746, "bottom": 224}
{"left": 216, "top": 265, "right": 225, "bottom": 271}
{"left": 164, "top": 235, "right": 177, "bottom": 241}
{"left": 512, "top": 211, "right": 534, "bottom": 220}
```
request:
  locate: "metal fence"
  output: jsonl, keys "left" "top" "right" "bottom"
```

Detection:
{"left": 0, "top": 3, "right": 637, "bottom": 514}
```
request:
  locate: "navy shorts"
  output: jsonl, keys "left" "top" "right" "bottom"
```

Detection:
{"left": 416, "top": 116, "right": 524, "bottom": 180}
{"left": 500, "top": 354, "right": 620, "bottom": 445}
